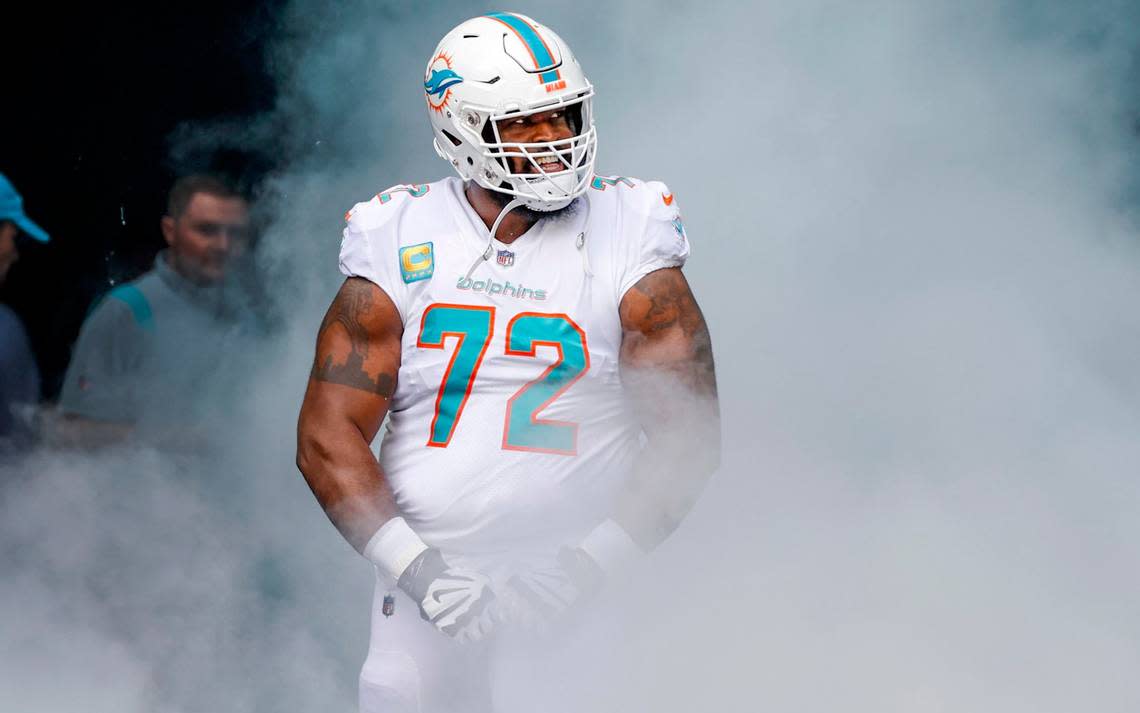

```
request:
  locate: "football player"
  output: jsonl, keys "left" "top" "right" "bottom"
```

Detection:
{"left": 296, "top": 13, "right": 720, "bottom": 712}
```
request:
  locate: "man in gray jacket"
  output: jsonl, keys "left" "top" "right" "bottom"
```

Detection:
{"left": 57, "top": 174, "right": 256, "bottom": 447}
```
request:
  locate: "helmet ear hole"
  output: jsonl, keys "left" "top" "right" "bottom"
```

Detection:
{"left": 479, "top": 120, "right": 511, "bottom": 174}
{"left": 441, "top": 129, "right": 463, "bottom": 147}
{"left": 480, "top": 121, "right": 496, "bottom": 145}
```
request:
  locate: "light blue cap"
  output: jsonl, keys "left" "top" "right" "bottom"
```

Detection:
{"left": 0, "top": 172, "right": 49, "bottom": 243}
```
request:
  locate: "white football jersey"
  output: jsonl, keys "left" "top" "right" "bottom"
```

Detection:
{"left": 339, "top": 175, "right": 689, "bottom": 561}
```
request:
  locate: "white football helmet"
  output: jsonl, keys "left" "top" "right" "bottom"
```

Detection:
{"left": 424, "top": 13, "right": 597, "bottom": 212}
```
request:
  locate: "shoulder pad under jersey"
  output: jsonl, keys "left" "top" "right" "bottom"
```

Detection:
{"left": 343, "top": 182, "right": 434, "bottom": 233}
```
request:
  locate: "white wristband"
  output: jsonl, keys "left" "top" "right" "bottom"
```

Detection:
{"left": 579, "top": 519, "right": 644, "bottom": 577}
{"left": 363, "top": 517, "right": 429, "bottom": 581}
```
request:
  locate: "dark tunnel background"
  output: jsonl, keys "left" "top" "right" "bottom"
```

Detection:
{"left": 1, "top": 2, "right": 285, "bottom": 398}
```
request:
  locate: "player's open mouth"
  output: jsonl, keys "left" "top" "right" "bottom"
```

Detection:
{"left": 532, "top": 156, "right": 566, "bottom": 173}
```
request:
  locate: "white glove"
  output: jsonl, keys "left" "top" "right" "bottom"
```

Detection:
{"left": 505, "top": 558, "right": 585, "bottom": 629}
{"left": 503, "top": 543, "right": 615, "bottom": 632}
{"left": 363, "top": 517, "right": 496, "bottom": 643}
{"left": 398, "top": 548, "right": 497, "bottom": 643}
{"left": 505, "top": 519, "right": 644, "bottom": 629}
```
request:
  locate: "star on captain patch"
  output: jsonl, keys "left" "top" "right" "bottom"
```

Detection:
{"left": 496, "top": 249, "right": 515, "bottom": 267}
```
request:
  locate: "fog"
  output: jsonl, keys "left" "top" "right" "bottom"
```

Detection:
{"left": 4, "top": 0, "right": 1140, "bottom": 711}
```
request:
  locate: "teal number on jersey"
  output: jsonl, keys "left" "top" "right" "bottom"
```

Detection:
{"left": 416, "top": 306, "right": 590, "bottom": 454}
{"left": 379, "top": 184, "right": 430, "bottom": 204}
{"left": 503, "top": 313, "right": 590, "bottom": 455}
{"left": 417, "top": 304, "right": 494, "bottom": 447}
{"left": 589, "top": 175, "right": 634, "bottom": 191}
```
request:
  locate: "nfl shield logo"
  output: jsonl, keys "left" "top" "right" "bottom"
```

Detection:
{"left": 496, "top": 249, "right": 515, "bottom": 267}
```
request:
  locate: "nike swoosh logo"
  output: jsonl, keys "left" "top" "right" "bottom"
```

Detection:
{"left": 661, "top": 193, "right": 674, "bottom": 206}
{"left": 432, "top": 587, "right": 466, "bottom": 604}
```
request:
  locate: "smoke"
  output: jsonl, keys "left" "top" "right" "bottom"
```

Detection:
{"left": 3, "top": 0, "right": 1140, "bottom": 711}
{"left": 595, "top": 2, "right": 1140, "bottom": 711}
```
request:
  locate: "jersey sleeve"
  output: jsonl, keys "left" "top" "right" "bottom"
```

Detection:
{"left": 616, "top": 180, "right": 692, "bottom": 300}
{"left": 338, "top": 188, "right": 417, "bottom": 321}
{"left": 58, "top": 295, "right": 146, "bottom": 422}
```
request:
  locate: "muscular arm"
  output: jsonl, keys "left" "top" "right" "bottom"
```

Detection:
{"left": 616, "top": 266, "right": 720, "bottom": 550}
{"left": 296, "top": 277, "right": 403, "bottom": 553}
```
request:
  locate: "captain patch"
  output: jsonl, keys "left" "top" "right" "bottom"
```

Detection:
{"left": 399, "top": 242, "right": 435, "bottom": 283}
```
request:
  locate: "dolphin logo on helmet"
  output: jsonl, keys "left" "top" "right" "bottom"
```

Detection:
{"left": 424, "top": 68, "right": 464, "bottom": 98}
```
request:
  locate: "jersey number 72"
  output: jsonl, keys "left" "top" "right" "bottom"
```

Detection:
{"left": 416, "top": 304, "right": 589, "bottom": 456}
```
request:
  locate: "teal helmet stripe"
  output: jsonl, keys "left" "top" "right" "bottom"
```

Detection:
{"left": 485, "top": 12, "right": 562, "bottom": 84}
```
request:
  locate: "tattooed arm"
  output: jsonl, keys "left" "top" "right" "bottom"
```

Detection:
{"left": 613, "top": 266, "right": 720, "bottom": 551}
{"left": 296, "top": 277, "right": 402, "bottom": 553}
{"left": 297, "top": 278, "right": 499, "bottom": 640}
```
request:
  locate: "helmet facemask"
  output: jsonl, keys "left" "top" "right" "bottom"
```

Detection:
{"left": 453, "top": 89, "right": 596, "bottom": 212}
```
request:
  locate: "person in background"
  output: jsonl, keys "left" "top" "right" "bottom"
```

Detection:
{"left": 0, "top": 172, "right": 50, "bottom": 446}
{"left": 55, "top": 174, "right": 255, "bottom": 448}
